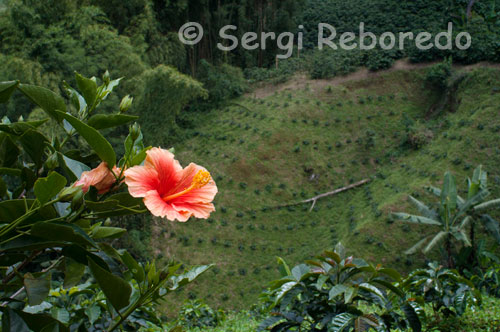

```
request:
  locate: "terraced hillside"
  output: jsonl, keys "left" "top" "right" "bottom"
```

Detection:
{"left": 152, "top": 67, "right": 500, "bottom": 311}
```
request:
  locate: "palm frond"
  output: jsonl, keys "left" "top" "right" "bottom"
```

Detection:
{"left": 423, "top": 231, "right": 448, "bottom": 253}
{"left": 391, "top": 213, "right": 441, "bottom": 226}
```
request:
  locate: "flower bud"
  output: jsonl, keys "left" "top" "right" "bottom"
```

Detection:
{"left": 44, "top": 153, "right": 59, "bottom": 170}
{"left": 58, "top": 186, "right": 83, "bottom": 202}
{"left": 130, "top": 122, "right": 141, "bottom": 141}
{"left": 102, "top": 70, "right": 110, "bottom": 85}
{"left": 119, "top": 95, "right": 133, "bottom": 113}
{"left": 70, "top": 190, "right": 84, "bottom": 211}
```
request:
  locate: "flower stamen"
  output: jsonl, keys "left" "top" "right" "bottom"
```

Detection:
{"left": 162, "top": 170, "right": 211, "bottom": 202}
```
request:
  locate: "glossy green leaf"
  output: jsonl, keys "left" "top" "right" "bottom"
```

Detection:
{"left": 0, "top": 81, "right": 19, "bottom": 103}
{"left": 84, "top": 305, "right": 101, "bottom": 325}
{"left": 0, "top": 133, "right": 20, "bottom": 167}
{"left": 18, "top": 129, "right": 49, "bottom": 168}
{"left": 88, "top": 114, "right": 138, "bottom": 130}
{"left": 1, "top": 307, "right": 30, "bottom": 332}
{"left": 24, "top": 272, "right": 51, "bottom": 306}
{"left": 31, "top": 221, "right": 97, "bottom": 248}
{"left": 18, "top": 84, "right": 65, "bottom": 123}
{"left": 57, "top": 153, "right": 91, "bottom": 182}
{"left": 120, "top": 251, "right": 144, "bottom": 283}
{"left": 91, "top": 226, "right": 126, "bottom": 239}
{"left": 481, "top": 214, "right": 500, "bottom": 244}
{"left": 442, "top": 172, "right": 457, "bottom": 212}
{"left": 75, "top": 73, "right": 97, "bottom": 109}
{"left": 88, "top": 258, "right": 131, "bottom": 311}
{"left": 0, "top": 177, "right": 6, "bottom": 198}
{"left": 0, "top": 120, "right": 48, "bottom": 136}
{"left": 34, "top": 172, "right": 67, "bottom": 205}
{"left": 63, "top": 258, "right": 85, "bottom": 288}
{"left": 57, "top": 112, "right": 115, "bottom": 167}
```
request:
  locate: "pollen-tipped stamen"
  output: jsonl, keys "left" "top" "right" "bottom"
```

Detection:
{"left": 162, "top": 170, "right": 212, "bottom": 202}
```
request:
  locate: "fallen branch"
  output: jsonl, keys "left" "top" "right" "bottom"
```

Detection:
{"left": 276, "top": 178, "right": 371, "bottom": 211}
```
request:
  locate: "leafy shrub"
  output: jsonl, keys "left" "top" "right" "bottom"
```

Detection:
{"left": 177, "top": 300, "right": 225, "bottom": 329}
{"left": 195, "top": 60, "right": 247, "bottom": 109}
{"left": 401, "top": 262, "right": 481, "bottom": 317}
{"left": 424, "top": 58, "right": 453, "bottom": 91}
{"left": 258, "top": 243, "right": 422, "bottom": 332}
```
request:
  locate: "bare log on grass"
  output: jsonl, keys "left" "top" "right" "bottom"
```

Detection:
{"left": 277, "top": 178, "right": 371, "bottom": 212}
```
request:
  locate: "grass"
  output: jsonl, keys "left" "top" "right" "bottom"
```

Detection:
{"left": 149, "top": 67, "right": 500, "bottom": 312}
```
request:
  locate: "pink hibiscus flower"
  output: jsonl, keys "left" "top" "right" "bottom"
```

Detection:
{"left": 74, "top": 162, "right": 121, "bottom": 195}
{"left": 124, "top": 148, "right": 217, "bottom": 222}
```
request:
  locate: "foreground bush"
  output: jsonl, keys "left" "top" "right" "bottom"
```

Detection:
{"left": 0, "top": 72, "right": 216, "bottom": 331}
{"left": 258, "top": 243, "right": 422, "bottom": 332}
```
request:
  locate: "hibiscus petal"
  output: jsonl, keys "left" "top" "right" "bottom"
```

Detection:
{"left": 144, "top": 190, "right": 190, "bottom": 222}
{"left": 171, "top": 180, "right": 218, "bottom": 204}
{"left": 172, "top": 201, "right": 215, "bottom": 219}
{"left": 145, "top": 148, "right": 182, "bottom": 196}
{"left": 124, "top": 166, "right": 159, "bottom": 198}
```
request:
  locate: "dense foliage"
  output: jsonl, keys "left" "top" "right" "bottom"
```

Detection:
{"left": 0, "top": 73, "right": 212, "bottom": 331}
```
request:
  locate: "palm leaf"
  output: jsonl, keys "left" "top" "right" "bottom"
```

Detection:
{"left": 408, "top": 196, "right": 438, "bottom": 219}
{"left": 391, "top": 213, "right": 441, "bottom": 226}
{"left": 474, "top": 198, "right": 500, "bottom": 212}
{"left": 480, "top": 214, "right": 500, "bottom": 244}
{"left": 442, "top": 172, "right": 458, "bottom": 211}
{"left": 423, "top": 231, "right": 448, "bottom": 253}
{"left": 452, "top": 229, "right": 471, "bottom": 247}
{"left": 405, "top": 236, "right": 432, "bottom": 255}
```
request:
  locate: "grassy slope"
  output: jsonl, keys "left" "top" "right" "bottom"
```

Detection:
{"left": 153, "top": 67, "right": 500, "bottom": 311}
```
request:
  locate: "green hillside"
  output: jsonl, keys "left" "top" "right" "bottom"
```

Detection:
{"left": 153, "top": 66, "right": 500, "bottom": 311}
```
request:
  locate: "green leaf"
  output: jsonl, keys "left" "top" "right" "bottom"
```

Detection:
{"left": 170, "top": 265, "right": 212, "bottom": 290}
{"left": 291, "top": 264, "right": 311, "bottom": 281}
{"left": 392, "top": 212, "right": 441, "bottom": 226}
{"left": 442, "top": 172, "right": 458, "bottom": 211}
{"left": 49, "top": 308, "right": 69, "bottom": 325}
{"left": 1, "top": 307, "right": 30, "bottom": 332}
{"left": 75, "top": 73, "right": 97, "bottom": 109}
{"left": 88, "top": 114, "right": 138, "bottom": 130}
{"left": 481, "top": 214, "right": 500, "bottom": 244}
{"left": 0, "top": 199, "right": 57, "bottom": 224}
{"left": 405, "top": 236, "right": 431, "bottom": 255}
{"left": 344, "top": 286, "right": 356, "bottom": 303}
{"left": 88, "top": 258, "right": 131, "bottom": 311}
{"left": 0, "top": 81, "right": 19, "bottom": 103}
{"left": 408, "top": 195, "right": 437, "bottom": 219}
{"left": 0, "top": 133, "right": 20, "bottom": 167}
{"left": 276, "top": 256, "right": 291, "bottom": 277}
{"left": 401, "top": 302, "right": 422, "bottom": 332}
{"left": 57, "top": 153, "right": 91, "bottom": 182}
{"left": 91, "top": 226, "right": 126, "bottom": 239}
{"left": 330, "top": 313, "right": 354, "bottom": 332}
{"left": 120, "top": 250, "right": 144, "bottom": 283}
{"left": 0, "top": 120, "right": 48, "bottom": 136}
{"left": 31, "top": 221, "right": 97, "bottom": 248}
{"left": 329, "top": 284, "right": 348, "bottom": 300}
{"left": 34, "top": 172, "right": 67, "bottom": 205}
{"left": 63, "top": 82, "right": 86, "bottom": 114}
{"left": 0, "top": 177, "right": 6, "bottom": 198}
{"left": 423, "top": 231, "right": 448, "bottom": 253}
{"left": 0, "top": 167, "right": 22, "bottom": 176}
{"left": 63, "top": 258, "right": 85, "bottom": 288}
{"left": 57, "top": 112, "right": 116, "bottom": 167}
{"left": 84, "top": 305, "right": 101, "bottom": 325}
{"left": 24, "top": 272, "right": 51, "bottom": 306}
{"left": 474, "top": 198, "right": 500, "bottom": 212}
{"left": 18, "top": 129, "right": 49, "bottom": 168}
{"left": 18, "top": 84, "right": 65, "bottom": 123}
